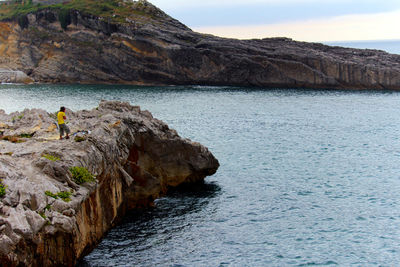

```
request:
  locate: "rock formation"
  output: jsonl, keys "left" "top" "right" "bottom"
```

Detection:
{"left": 0, "top": 100, "right": 219, "bottom": 266}
{"left": 0, "top": 1, "right": 400, "bottom": 89}
{"left": 0, "top": 68, "right": 33, "bottom": 84}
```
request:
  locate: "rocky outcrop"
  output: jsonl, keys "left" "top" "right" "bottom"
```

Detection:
{"left": 1, "top": 1, "right": 400, "bottom": 89}
{"left": 0, "top": 100, "right": 219, "bottom": 266}
{"left": 0, "top": 68, "right": 33, "bottom": 84}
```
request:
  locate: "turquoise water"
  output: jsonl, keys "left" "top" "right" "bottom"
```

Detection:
{"left": 3, "top": 85, "right": 400, "bottom": 266}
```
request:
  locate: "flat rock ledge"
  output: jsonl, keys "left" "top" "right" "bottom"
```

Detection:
{"left": 0, "top": 69, "right": 34, "bottom": 84}
{"left": 0, "top": 100, "right": 219, "bottom": 266}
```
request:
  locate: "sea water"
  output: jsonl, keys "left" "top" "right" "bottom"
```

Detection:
{"left": 324, "top": 39, "right": 400, "bottom": 54}
{"left": 2, "top": 84, "right": 400, "bottom": 266}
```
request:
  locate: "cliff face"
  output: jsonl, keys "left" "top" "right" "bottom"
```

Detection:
{"left": 0, "top": 100, "right": 219, "bottom": 266}
{"left": 1, "top": 2, "right": 400, "bottom": 89}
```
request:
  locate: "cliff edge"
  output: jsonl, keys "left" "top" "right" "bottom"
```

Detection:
{"left": 0, "top": 100, "right": 219, "bottom": 266}
{"left": 0, "top": 0, "right": 400, "bottom": 89}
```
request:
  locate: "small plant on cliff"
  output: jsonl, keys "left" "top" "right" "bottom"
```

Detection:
{"left": 42, "top": 153, "right": 61, "bottom": 161}
{"left": 38, "top": 211, "right": 46, "bottom": 219}
{"left": 19, "top": 133, "right": 34, "bottom": 138}
{"left": 45, "top": 190, "right": 72, "bottom": 202}
{"left": 38, "top": 205, "right": 52, "bottom": 224}
{"left": 45, "top": 190, "right": 58, "bottom": 199}
{"left": 0, "top": 180, "right": 7, "bottom": 198}
{"left": 57, "top": 191, "right": 72, "bottom": 202}
{"left": 74, "top": 136, "right": 86, "bottom": 142}
{"left": 69, "top": 166, "right": 95, "bottom": 185}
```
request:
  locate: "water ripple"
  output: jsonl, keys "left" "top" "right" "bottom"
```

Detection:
{"left": 3, "top": 85, "right": 400, "bottom": 266}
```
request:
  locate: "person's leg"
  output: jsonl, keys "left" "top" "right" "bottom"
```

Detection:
{"left": 59, "top": 124, "right": 65, "bottom": 140}
{"left": 65, "top": 125, "right": 70, "bottom": 139}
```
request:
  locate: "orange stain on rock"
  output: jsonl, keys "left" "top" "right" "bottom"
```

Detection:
{"left": 0, "top": 22, "right": 11, "bottom": 40}
{"left": 122, "top": 40, "right": 157, "bottom": 57}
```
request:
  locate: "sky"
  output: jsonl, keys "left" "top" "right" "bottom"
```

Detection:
{"left": 150, "top": 0, "right": 400, "bottom": 42}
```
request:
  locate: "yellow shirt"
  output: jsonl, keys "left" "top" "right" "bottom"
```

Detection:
{"left": 57, "top": 111, "right": 66, "bottom": 125}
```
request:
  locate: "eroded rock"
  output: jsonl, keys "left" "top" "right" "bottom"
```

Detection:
{"left": 0, "top": 69, "right": 34, "bottom": 84}
{"left": 0, "top": 100, "right": 219, "bottom": 266}
{"left": 1, "top": 3, "right": 400, "bottom": 89}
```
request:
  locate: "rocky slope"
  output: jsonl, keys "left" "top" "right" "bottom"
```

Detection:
{"left": 0, "top": 100, "right": 219, "bottom": 266}
{"left": 0, "top": 1, "right": 400, "bottom": 89}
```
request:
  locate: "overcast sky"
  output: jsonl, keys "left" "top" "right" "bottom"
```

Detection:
{"left": 150, "top": 0, "right": 400, "bottom": 42}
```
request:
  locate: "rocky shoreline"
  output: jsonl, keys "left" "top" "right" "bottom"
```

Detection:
{"left": 0, "top": 69, "right": 33, "bottom": 84}
{"left": 0, "top": 100, "right": 219, "bottom": 266}
{"left": 1, "top": 1, "right": 400, "bottom": 89}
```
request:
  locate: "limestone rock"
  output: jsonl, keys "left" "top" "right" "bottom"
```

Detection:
{"left": 0, "top": 69, "right": 34, "bottom": 84}
{"left": 1, "top": 3, "right": 400, "bottom": 89}
{"left": 0, "top": 100, "right": 219, "bottom": 266}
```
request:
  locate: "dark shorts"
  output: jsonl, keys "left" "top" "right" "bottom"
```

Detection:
{"left": 59, "top": 123, "right": 70, "bottom": 136}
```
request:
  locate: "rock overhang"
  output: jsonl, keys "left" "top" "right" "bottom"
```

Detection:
{"left": 0, "top": 100, "right": 219, "bottom": 266}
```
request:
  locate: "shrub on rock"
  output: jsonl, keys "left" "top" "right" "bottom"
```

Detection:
{"left": 70, "top": 166, "right": 95, "bottom": 185}
{"left": 0, "top": 180, "right": 6, "bottom": 197}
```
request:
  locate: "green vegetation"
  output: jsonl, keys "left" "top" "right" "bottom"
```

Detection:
{"left": 42, "top": 153, "right": 61, "bottom": 161}
{"left": 19, "top": 133, "right": 34, "bottom": 138}
{"left": 45, "top": 190, "right": 72, "bottom": 202}
{"left": 70, "top": 166, "right": 95, "bottom": 184}
{"left": 74, "top": 136, "right": 86, "bottom": 142}
{"left": 45, "top": 190, "right": 58, "bottom": 199}
{"left": 56, "top": 191, "right": 72, "bottom": 202}
{"left": 38, "top": 211, "right": 46, "bottom": 219}
{"left": 0, "top": 0, "right": 159, "bottom": 26}
{"left": 0, "top": 180, "right": 7, "bottom": 197}
{"left": 0, "top": 1, "right": 43, "bottom": 21}
{"left": 39, "top": 204, "right": 52, "bottom": 222}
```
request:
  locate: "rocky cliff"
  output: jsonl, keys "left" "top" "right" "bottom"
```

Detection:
{"left": 0, "top": 100, "right": 219, "bottom": 266}
{"left": 0, "top": 0, "right": 400, "bottom": 89}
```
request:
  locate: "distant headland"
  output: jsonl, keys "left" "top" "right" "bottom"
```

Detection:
{"left": 1, "top": 0, "right": 400, "bottom": 89}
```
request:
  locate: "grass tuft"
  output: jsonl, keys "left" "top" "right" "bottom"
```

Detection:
{"left": 42, "top": 153, "right": 61, "bottom": 161}
{"left": 70, "top": 166, "right": 95, "bottom": 184}
{"left": 57, "top": 191, "right": 72, "bottom": 202}
{"left": 45, "top": 190, "right": 58, "bottom": 199}
{"left": 0, "top": 0, "right": 161, "bottom": 25}
{"left": 0, "top": 179, "right": 7, "bottom": 197}
{"left": 45, "top": 190, "right": 72, "bottom": 202}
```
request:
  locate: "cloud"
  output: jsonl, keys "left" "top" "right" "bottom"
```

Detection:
{"left": 152, "top": 0, "right": 308, "bottom": 8}
{"left": 151, "top": 0, "right": 399, "bottom": 9}
{"left": 153, "top": 0, "right": 400, "bottom": 29}
{"left": 193, "top": 9, "right": 400, "bottom": 42}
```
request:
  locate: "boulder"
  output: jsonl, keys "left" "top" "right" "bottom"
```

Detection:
{"left": 0, "top": 69, "right": 34, "bottom": 84}
{"left": 0, "top": 100, "right": 219, "bottom": 266}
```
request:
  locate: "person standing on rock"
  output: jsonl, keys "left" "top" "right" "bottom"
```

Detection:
{"left": 57, "top": 106, "right": 70, "bottom": 140}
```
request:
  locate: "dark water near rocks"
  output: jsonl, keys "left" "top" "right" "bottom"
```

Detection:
{"left": 2, "top": 85, "right": 400, "bottom": 266}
